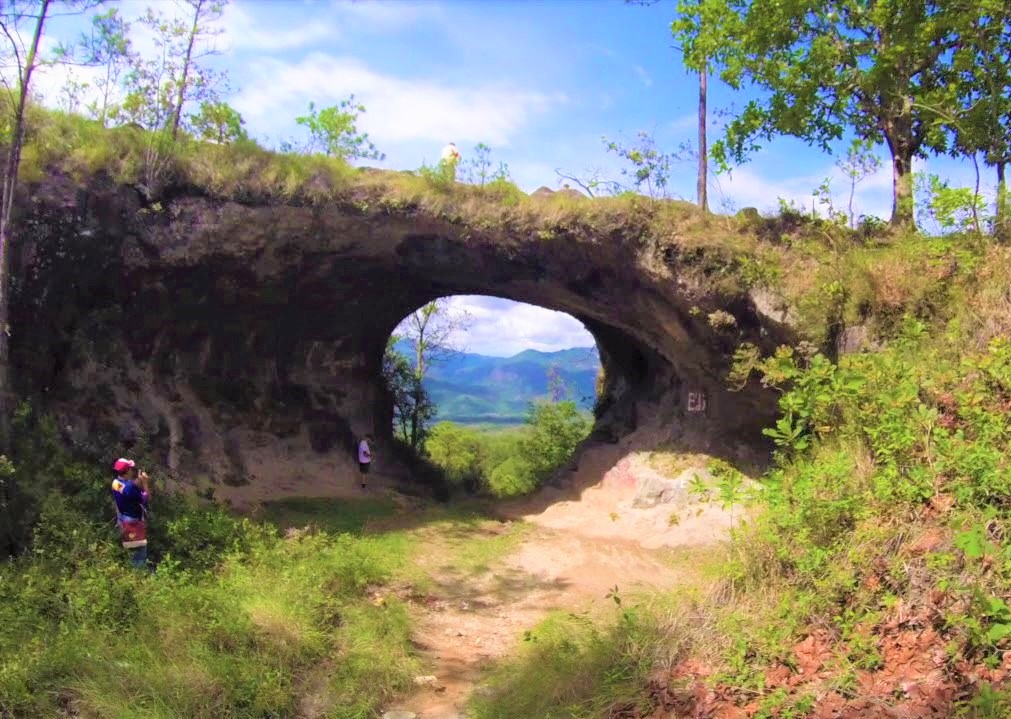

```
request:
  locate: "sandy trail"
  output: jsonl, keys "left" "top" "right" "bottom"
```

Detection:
{"left": 390, "top": 446, "right": 734, "bottom": 719}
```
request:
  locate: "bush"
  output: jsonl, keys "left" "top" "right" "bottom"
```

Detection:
{"left": 424, "top": 422, "right": 483, "bottom": 488}
{"left": 487, "top": 455, "right": 537, "bottom": 498}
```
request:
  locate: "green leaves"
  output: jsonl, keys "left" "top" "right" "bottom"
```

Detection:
{"left": 673, "top": 0, "right": 978, "bottom": 227}
{"left": 954, "top": 526, "right": 988, "bottom": 559}
{"left": 295, "top": 98, "right": 384, "bottom": 161}
{"left": 601, "top": 131, "right": 680, "bottom": 199}
{"left": 188, "top": 101, "right": 247, "bottom": 144}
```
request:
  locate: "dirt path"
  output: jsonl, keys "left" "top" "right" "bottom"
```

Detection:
{"left": 391, "top": 527, "right": 700, "bottom": 719}
{"left": 388, "top": 449, "right": 734, "bottom": 719}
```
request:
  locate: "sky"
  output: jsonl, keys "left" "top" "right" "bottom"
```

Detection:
{"left": 31, "top": 0, "right": 989, "bottom": 357}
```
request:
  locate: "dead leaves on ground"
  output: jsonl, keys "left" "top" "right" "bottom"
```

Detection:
{"left": 643, "top": 618, "right": 1010, "bottom": 718}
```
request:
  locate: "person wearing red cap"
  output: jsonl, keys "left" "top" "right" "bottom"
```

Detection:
{"left": 110, "top": 458, "right": 151, "bottom": 570}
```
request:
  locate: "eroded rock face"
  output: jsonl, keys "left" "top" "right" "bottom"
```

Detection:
{"left": 11, "top": 175, "right": 790, "bottom": 496}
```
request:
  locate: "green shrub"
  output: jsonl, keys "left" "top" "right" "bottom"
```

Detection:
{"left": 424, "top": 422, "right": 483, "bottom": 488}
{"left": 487, "top": 455, "right": 538, "bottom": 498}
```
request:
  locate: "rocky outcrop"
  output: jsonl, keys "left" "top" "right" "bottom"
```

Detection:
{"left": 10, "top": 173, "right": 791, "bottom": 497}
{"left": 632, "top": 467, "right": 714, "bottom": 509}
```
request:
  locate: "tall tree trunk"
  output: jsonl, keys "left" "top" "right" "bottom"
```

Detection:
{"left": 888, "top": 145, "right": 916, "bottom": 229}
{"left": 171, "top": 0, "right": 201, "bottom": 140}
{"left": 697, "top": 68, "right": 708, "bottom": 213}
{"left": 849, "top": 177, "right": 857, "bottom": 229}
{"left": 0, "top": 0, "right": 50, "bottom": 450}
{"left": 0, "top": 0, "right": 49, "bottom": 557}
{"left": 971, "top": 154, "right": 982, "bottom": 234}
{"left": 997, "top": 162, "right": 1009, "bottom": 242}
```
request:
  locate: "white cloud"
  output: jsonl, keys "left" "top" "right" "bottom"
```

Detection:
{"left": 713, "top": 159, "right": 897, "bottom": 221}
{"left": 233, "top": 54, "right": 559, "bottom": 148}
{"left": 438, "top": 296, "right": 595, "bottom": 357}
{"left": 221, "top": 4, "right": 336, "bottom": 52}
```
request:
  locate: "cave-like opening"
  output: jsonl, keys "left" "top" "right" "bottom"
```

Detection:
{"left": 378, "top": 295, "right": 632, "bottom": 497}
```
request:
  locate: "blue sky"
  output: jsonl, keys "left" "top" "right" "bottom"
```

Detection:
{"left": 34, "top": 0, "right": 987, "bottom": 356}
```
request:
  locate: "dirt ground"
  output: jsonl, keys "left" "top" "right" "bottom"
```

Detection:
{"left": 387, "top": 445, "right": 735, "bottom": 719}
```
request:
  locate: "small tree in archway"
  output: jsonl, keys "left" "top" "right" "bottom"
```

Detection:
{"left": 385, "top": 299, "right": 471, "bottom": 450}
{"left": 382, "top": 339, "right": 435, "bottom": 448}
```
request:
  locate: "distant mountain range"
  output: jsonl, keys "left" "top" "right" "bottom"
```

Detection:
{"left": 393, "top": 340, "right": 600, "bottom": 425}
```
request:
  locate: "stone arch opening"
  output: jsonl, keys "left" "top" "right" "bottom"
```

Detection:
{"left": 373, "top": 293, "right": 666, "bottom": 495}
{"left": 13, "top": 185, "right": 790, "bottom": 497}
{"left": 376, "top": 294, "right": 648, "bottom": 428}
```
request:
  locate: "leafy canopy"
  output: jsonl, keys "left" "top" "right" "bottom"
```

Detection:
{"left": 675, "top": 0, "right": 961, "bottom": 164}
{"left": 189, "top": 100, "right": 246, "bottom": 144}
{"left": 296, "top": 97, "right": 384, "bottom": 161}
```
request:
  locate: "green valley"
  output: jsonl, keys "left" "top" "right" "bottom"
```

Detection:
{"left": 394, "top": 340, "right": 600, "bottom": 425}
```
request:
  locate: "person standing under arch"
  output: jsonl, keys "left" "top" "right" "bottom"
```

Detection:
{"left": 357, "top": 434, "right": 373, "bottom": 490}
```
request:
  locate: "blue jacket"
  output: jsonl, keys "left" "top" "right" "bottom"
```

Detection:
{"left": 111, "top": 477, "right": 148, "bottom": 520}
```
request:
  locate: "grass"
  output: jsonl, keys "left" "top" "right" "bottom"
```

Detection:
{"left": 0, "top": 491, "right": 535, "bottom": 719}
{"left": 258, "top": 495, "right": 401, "bottom": 535}
{"left": 412, "top": 514, "right": 531, "bottom": 575}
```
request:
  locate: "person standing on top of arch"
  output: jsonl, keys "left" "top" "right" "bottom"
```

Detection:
{"left": 441, "top": 142, "right": 461, "bottom": 182}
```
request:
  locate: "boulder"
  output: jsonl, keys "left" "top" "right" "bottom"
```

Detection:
{"left": 836, "top": 324, "right": 880, "bottom": 355}
{"left": 632, "top": 467, "right": 713, "bottom": 508}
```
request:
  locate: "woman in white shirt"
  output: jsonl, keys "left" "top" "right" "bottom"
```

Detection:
{"left": 357, "top": 434, "right": 373, "bottom": 490}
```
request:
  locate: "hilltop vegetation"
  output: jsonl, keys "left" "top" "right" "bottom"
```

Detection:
{"left": 471, "top": 243, "right": 1011, "bottom": 717}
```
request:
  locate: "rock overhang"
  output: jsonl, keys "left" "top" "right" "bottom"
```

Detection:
{"left": 12, "top": 172, "right": 791, "bottom": 489}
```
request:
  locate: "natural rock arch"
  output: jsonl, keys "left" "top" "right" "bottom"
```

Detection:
{"left": 12, "top": 177, "right": 790, "bottom": 495}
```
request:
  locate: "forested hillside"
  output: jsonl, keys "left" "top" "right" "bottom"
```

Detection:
{"left": 394, "top": 339, "right": 599, "bottom": 424}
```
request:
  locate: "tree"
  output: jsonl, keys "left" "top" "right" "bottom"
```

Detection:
{"left": 58, "top": 71, "right": 89, "bottom": 114}
{"left": 168, "top": 0, "right": 225, "bottom": 140}
{"left": 79, "top": 7, "right": 131, "bottom": 126}
{"left": 668, "top": 0, "right": 721, "bottom": 213}
{"left": 0, "top": 0, "right": 53, "bottom": 451}
{"left": 554, "top": 166, "right": 620, "bottom": 197}
{"left": 675, "top": 0, "right": 970, "bottom": 229}
{"left": 295, "top": 98, "right": 384, "bottom": 161}
{"left": 466, "top": 142, "right": 493, "bottom": 186}
{"left": 696, "top": 64, "right": 708, "bottom": 212}
{"left": 393, "top": 299, "right": 471, "bottom": 449}
{"left": 949, "top": 2, "right": 1011, "bottom": 239}
{"left": 0, "top": 0, "right": 53, "bottom": 553}
{"left": 383, "top": 339, "right": 435, "bottom": 448}
{"left": 461, "top": 142, "right": 511, "bottom": 187}
{"left": 836, "top": 140, "right": 883, "bottom": 229}
{"left": 603, "top": 131, "right": 679, "bottom": 199}
{"left": 189, "top": 100, "right": 247, "bottom": 144}
{"left": 125, "top": 1, "right": 225, "bottom": 137}
{"left": 521, "top": 400, "right": 590, "bottom": 482}
{"left": 627, "top": 0, "right": 711, "bottom": 212}
{"left": 424, "top": 422, "right": 482, "bottom": 487}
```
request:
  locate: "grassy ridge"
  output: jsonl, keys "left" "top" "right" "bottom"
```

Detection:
{"left": 469, "top": 243, "right": 1011, "bottom": 717}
